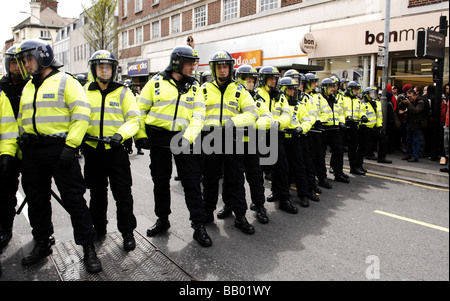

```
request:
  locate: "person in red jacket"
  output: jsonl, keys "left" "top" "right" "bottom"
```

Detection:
{"left": 441, "top": 83, "right": 449, "bottom": 173}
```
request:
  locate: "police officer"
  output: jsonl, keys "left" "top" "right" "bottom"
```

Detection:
{"left": 279, "top": 76, "right": 313, "bottom": 208}
{"left": 319, "top": 78, "right": 349, "bottom": 183}
{"left": 0, "top": 46, "right": 27, "bottom": 250}
{"left": 284, "top": 70, "right": 321, "bottom": 203}
{"left": 76, "top": 74, "right": 87, "bottom": 86}
{"left": 124, "top": 79, "right": 144, "bottom": 155}
{"left": 304, "top": 73, "right": 333, "bottom": 189}
{"left": 201, "top": 51, "right": 259, "bottom": 234}
{"left": 359, "top": 86, "right": 392, "bottom": 165}
{"left": 83, "top": 50, "right": 139, "bottom": 251}
{"left": 217, "top": 64, "right": 271, "bottom": 224}
{"left": 342, "top": 81, "right": 369, "bottom": 175}
{"left": 255, "top": 66, "right": 297, "bottom": 214}
{"left": 136, "top": 45, "right": 212, "bottom": 247}
{"left": 15, "top": 39, "right": 101, "bottom": 273}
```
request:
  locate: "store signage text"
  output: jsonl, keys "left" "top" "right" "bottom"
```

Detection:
{"left": 128, "top": 60, "right": 149, "bottom": 76}
{"left": 300, "top": 33, "right": 316, "bottom": 54}
{"left": 365, "top": 24, "right": 448, "bottom": 45}
{"left": 231, "top": 50, "right": 262, "bottom": 68}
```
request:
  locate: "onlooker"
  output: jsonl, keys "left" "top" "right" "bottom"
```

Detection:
{"left": 440, "top": 83, "right": 449, "bottom": 172}
{"left": 401, "top": 89, "right": 427, "bottom": 162}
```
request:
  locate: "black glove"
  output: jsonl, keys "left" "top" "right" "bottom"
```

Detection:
{"left": 339, "top": 122, "right": 347, "bottom": 130}
{"left": 135, "top": 138, "right": 151, "bottom": 150}
{"left": 345, "top": 116, "right": 354, "bottom": 123}
{"left": 314, "top": 120, "right": 322, "bottom": 128}
{"left": 59, "top": 145, "right": 77, "bottom": 169}
{"left": 110, "top": 133, "right": 123, "bottom": 150}
{"left": 360, "top": 116, "right": 369, "bottom": 123}
{"left": 378, "top": 127, "right": 385, "bottom": 136}
{"left": 293, "top": 126, "right": 303, "bottom": 136}
{"left": 0, "top": 155, "right": 14, "bottom": 179}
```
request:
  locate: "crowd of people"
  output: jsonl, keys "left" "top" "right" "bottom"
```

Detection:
{"left": 0, "top": 36, "right": 448, "bottom": 277}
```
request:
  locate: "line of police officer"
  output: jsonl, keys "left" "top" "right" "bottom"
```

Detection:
{"left": 0, "top": 39, "right": 391, "bottom": 276}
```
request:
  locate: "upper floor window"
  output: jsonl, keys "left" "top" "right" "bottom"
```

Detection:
{"left": 122, "top": 31, "right": 128, "bottom": 48}
{"left": 123, "top": 0, "right": 127, "bottom": 17}
{"left": 135, "top": 0, "right": 143, "bottom": 13}
{"left": 171, "top": 14, "right": 181, "bottom": 34}
{"left": 136, "top": 26, "right": 143, "bottom": 44}
{"left": 194, "top": 5, "right": 207, "bottom": 28}
{"left": 152, "top": 20, "right": 160, "bottom": 39}
{"left": 224, "top": 0, "right": 238, "bottom": 21}
{"left": 260, "top": 0, "right": 278, "bottom": 12}
{"left": 40, "top": 30, "right": 51, "bottom": 40}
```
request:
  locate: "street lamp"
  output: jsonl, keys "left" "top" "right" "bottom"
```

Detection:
{"left": 19, "top": 10, "right": 54, "bottom": 46}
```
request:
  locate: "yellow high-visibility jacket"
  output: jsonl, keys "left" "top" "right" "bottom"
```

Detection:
{"left": 0, "top": 89, "right": 19, "bottom": 156}
{"left": 362, "top": 99, "right": 383, "bottom": 129}
{"left": 341, "top": 94, "right": 365, "bottom": 126}
{"left": 285, "top": 101, "right": 313, "bottom": 138}
{"left": 85, "top": 82, "right": 141, "bottom": 149}
{"left": 200, "top": 80, "right": 258, "bottom": 128}
{"left": 255, "top": 88, "right": 292, "bottom": 130}
{"left": 308, "top": 90, "right": 332, "bottom": 124}
{"left": 136, "top": 72, "right": 205, "bottom": 143}
{"left": 320, "top": 93, "right": 345, "bottom": 126}
{"left": 299, "top": 92, "right": 318, "bottom": 125}
{"left": 17, "top": 71, "right": 91, "bottom": 148}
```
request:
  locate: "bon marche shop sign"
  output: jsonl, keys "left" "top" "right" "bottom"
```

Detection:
{"left": 308, "top": 11, "right": 449, "bottom": 58}
{"left": 127, "top": 60, "right": 149, "bottom": 77}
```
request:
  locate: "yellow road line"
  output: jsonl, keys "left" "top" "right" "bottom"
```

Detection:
{"left": 365, "top": 172, "right": 448, "bottom": 191}
{"left": 374, "top": 210, "right": 449, "bottom": 233}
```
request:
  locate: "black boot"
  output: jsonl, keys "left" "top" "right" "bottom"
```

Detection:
{"left": 299, "top": 196, "right": 310, "bottom": 208}
{"left": 279, "top": 199, "right": 298, "bottom": 214}
{"left": 22, "top": 239, "right": 52, "bottom": 266}
{"left": 318, "top": 178, "right": 332, "bottom": 189}
{"left": 83, "top": 244, "right": 102, "bottom": 273}
{"left": 146, "top": 218, "right": 170, "bottom": 237}
{"left": 308, "top": 191, "right": 320, "bottom": 202}
{"left": 334, "top": 174, "right": 350, "bottom": 183}
{"left": 122, "top": 232, "right": 136, "bottom": 251}
{"left": 266, "top": 193, "right": 279, "bottom": 202}
{"left": 350, "top": 167, "right": 365, "bottom": 175}
{"left": 234, "top": 216, "right": 255, "bottom": 235}
{"left": 217, "top": 205, "right": 232, "bottom": 219}
{"left": 0, "top": 227, "right": 12, "bottom": 249}
{"left": 191, "top": 222, "right": 212, "bottom": 247}
{"left": 255, "top": 205, "right": 269, "bottom": 224}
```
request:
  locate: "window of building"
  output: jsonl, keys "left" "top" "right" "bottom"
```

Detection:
{"left": 135, "top": 0, "right": 143, "bottom": 13}
{"left": 224, "top": 0, "right": 238, "bottom": 21}
{"left": 122, "top": 31, "right": 128, "bottom": 48}
{"left": 153, "top": 0, "right": 159, "bottom": 5}
{"left": 136, "top": 26, "right": 143, "bottom": 44}
{"left": 260, "top": 0, "right": 278, "bottom": 12}
{"left": 123, "top": 0, "right": 127, "bottom": 17}
{"left": 171, "top": 14, "right": 181, "bottom": 34}
{"left": 152, "top": 21, "right": 160, "bottom": 39}
{"left": 194, "top": 5, "right": 207, "bottom": 28}
{"left": 40, "top": 30, "right": 51, "bottom": 40}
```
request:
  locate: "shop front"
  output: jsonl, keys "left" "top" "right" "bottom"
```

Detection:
{"left": 307, "top": 11, "right": 449, "bottom": 90}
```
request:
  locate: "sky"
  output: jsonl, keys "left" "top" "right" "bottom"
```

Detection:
{"left": 1, "top": 0, "right": 93, "bottom": 47}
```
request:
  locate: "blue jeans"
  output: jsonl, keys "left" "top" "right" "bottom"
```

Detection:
{"left": 406, "top": 124, "right": 421, "bottom": 159}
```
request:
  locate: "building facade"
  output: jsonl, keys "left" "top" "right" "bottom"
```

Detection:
{"left": 117, "top": 0, "right": 448, "bottom": 89}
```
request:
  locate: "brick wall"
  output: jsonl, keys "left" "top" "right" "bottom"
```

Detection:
{"left": 119, "top": 45, "right": 141, "bottom": 59}
{"left": 408, "top": 0, "right": 448, "bottom": 7}
{"left": 281, "top": 0, "right": 302, "bottom": 7}
{"left": 241, "top": 0, "right": 257, "bottom": 17}
{"left": 182, "top": 9, "right": 193, "bottom": 32}
{"left": 143, "top": 23, "right": 151, "bottom": 42}
{"left": 161, "top": 17, "right": 170, "bottom": 37}
{"left": 208, "top": 1, "right": 221, "bottom": 25}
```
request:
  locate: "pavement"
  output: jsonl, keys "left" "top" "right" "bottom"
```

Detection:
{"left": 335, "top": 149, "right": 449, "bottom": 189}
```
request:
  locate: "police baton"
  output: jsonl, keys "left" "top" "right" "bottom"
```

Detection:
{"left": 16, "top": 189, "right": 65, "bottom": 215}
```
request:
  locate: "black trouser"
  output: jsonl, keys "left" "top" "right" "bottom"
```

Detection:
{"left": 308, "top": 131, "right": 327, "bottom": 181}
{"left": 0, "top": 157, "right": 20, "bottom": 232}
{"left": 273, "top": 133, "right": 309, "bottom": 200}
{"left": 358, "top": 126, "right": 388, "bottom": 164}
{"left": 336, "top": 123, "right": 360, "bottom": 170}
{"left": 20, "top": 143, "right": 96, "bottom": 245}
{"left": 299, "top": 135, "right": 317, "bottom": 194}
{"left": 322, "top": 127, "right": 344, "bottom": 176}
{"left": 222, "top": 141, "right": 265, "bottom": 208}
{"left": 148, "top": 130, "right": 206, "bottom": 223}
{"left": 83, "top": 144, "right": 137, "bottom": 234}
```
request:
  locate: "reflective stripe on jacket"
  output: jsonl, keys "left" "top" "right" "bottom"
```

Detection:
{"left": 308, "top": 91, "right": 332, "bottom": 124}
{"left": 286, "top": 101, "right": 313, "bottom": 136}
{"left": 0, "top": 89, "right": 19, "bottom": 156}
{"left": 85, "top": 82, "right": 141, "bottom": 149}
{"left": 255, "top": 88, "right": 291, "bottom": 130}
{"left": 342, "top": 95, "right": 365, "bottom": 126}
{"left": 201, "top": 81, "right": 258, "bottom": 128}
{"left": 136, "top": 72, "right": 205, "bottom": 143}
{"left": 362, "top": 100, "right": 382, "bottom": 128}
{"left": 18, "top": 72, "right": 91, "bottom": 148}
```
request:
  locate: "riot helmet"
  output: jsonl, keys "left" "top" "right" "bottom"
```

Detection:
{"left": 363, "top": 86, "right": 377, "bottom": 102}
{"left": 209, "top": 51, "right": 235, "bottom": 83}
{"left": 305, "top": 73, "right": 319, "bottom": 91}
{"left": 346, "top": 81, "right": 361, "bottom": 97}
{"left": 76, "top": 74, "right": 87, "bottom": 86}
{"left": 88, "top": 50, "right": 118, "bottom": 83}
{"left": 3, "top": 46, "right": 21, "bottom": 80}
{"left": 340, "top": 77, "right": 350, "bottom": 91}
{"left": 201, "top": 70, "right": 213, "bottom": 84}
{"left": 235, "top": 64, "right": 258, "bottom": 92}
{"left": 16, "top": 39, "right": 63, "bottom": 78}
{"left": 167, "top": 45, "right": 199, "bottom": 75}
{"left": 320, "top": 78, "right": 335, "bottom": 96}
{"left": 279, "top": 77, "right": 299, "bottom": 106}
{"left": 283, "top": 69, "right": 302, "bottom": 88}
{"left": 258, "top": 66, "right": 280, "bottom": 92}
